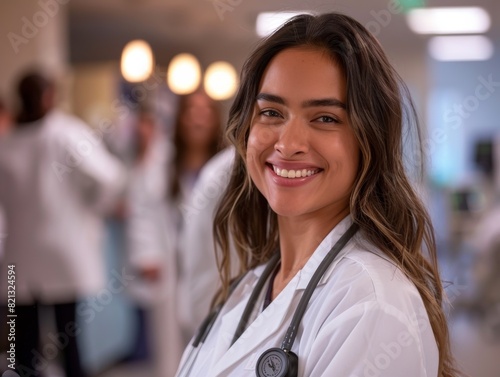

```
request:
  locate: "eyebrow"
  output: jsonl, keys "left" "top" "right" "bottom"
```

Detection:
{"left": 256, "top": 93, "right": 346, "bottom": 109}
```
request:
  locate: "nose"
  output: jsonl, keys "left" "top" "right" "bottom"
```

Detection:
{"left": 274, "top": 119, "right": 309, "bottom": 158}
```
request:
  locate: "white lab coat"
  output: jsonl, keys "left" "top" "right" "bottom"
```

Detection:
{"left": 176, "top": 216, "right": 439, "bottom": 377}
{"left": 0, "top": 110, "right": 126, "bottom": 304}
{"left": 177, "top": 147, "right": 236, "bottom": 340}
{"left": 126, "top": 137, "right": 174, "bottom": 304}
{"left": 125, "top": 137, "right": 183, "bottom": 377}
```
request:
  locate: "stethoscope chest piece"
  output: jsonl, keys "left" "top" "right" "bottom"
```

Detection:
{"left": 256, "top": 348, "right": 298, "bottom": 377}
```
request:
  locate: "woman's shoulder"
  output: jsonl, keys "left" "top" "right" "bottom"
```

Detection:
{"left": 324, "top": 240, "right": 427, "bottom": 317}
{"left": 303, "top": 242, "right": 438, "bottom": 377}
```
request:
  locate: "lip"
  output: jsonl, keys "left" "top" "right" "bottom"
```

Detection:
{"left": 265, "top": 162, "right": 322, "bottom": 187}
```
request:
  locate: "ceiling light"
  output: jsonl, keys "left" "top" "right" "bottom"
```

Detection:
{"left": 256, "top": 12, "right": 309, "bottom": 38}
{"left": 167, "top": 53, "right": 201, "bottom": 95}
{"left": 428, "top": 36, "right": 494, "bottom": 61}
{"left": 204, "top": 61, "right": 238, "bottom": 101}
{"left": 407, "top": 7, "right": 490, "bottom": 34}
{"left": 121, "top": 40, "right": 154, "bottom": 82}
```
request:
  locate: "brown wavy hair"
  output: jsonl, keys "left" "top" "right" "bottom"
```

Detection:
{"left": 214, "top": 13, "right": 458, "bottom": 377}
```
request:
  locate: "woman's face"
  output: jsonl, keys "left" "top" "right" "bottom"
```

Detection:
{"left": 179, "top": 92, "right": 219, "bottom": 149}
{"left": 246, "top": 47, "right": 360, "bottom": 221}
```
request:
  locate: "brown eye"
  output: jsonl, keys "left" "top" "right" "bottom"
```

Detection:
{"left": 317, "top": 115, "right": 337, "bottom": 123}
{"left": 261, "top": 110, "right": 282, "bottom": 118}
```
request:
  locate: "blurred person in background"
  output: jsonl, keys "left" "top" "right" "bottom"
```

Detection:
{"left": 0, "top": 71, "right": 126, "bottom": 377}
{"left": 117, "top": 88, "right": 223, "bottom": 375}
{"left": 123, "top": 106, "right": 180, "bottom": 377}
{"left": 466, "top": 136, "right": 500, "bottom": 333}
{"left": 169, "top": 90, "right": 223, "bottom": 208}
{"left": 177, "top": 146, "right": 237, "bottom": 340}
{"left": 123, "top": 91, "right": 223, "bottom": 375}
{"left": 169, "top": 90, "right": 223, "bottom": 346}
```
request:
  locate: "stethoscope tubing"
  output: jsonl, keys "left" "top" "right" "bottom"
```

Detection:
{"left": 177, "top": 223, "right": 359, "bottom": 377}
{"left": 178, "top": 273, "right": 247, "bottom": 377}
{"left": 231, "top": 251, "right": 281, "bottom": 346}
{"left": 281, "top": 223, "right": 359, "bottom": 351}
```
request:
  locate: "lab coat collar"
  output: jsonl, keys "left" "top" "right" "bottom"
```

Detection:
{"left": 251, "top": 215, "right": 355, "bottom": 290}
{"left": 210, "top": 215, "right": 356, "bottom": 376}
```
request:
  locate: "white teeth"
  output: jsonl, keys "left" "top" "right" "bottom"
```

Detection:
{"left": 272, "top": 165, "right": 319, "bottom": 179}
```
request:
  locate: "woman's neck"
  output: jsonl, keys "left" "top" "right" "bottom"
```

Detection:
{"left": 271, "top": 206, "right": 350, "bottom": 299}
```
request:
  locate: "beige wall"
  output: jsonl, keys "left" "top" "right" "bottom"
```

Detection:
{"left": 0, "top": 0, "right": 68, "bottom": 110}
{"left": 70, "top": 62, "right": 120, "bottom": 127}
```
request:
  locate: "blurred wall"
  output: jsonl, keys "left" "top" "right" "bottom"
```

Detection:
{"left": 71, "top": 62, "right": 119, "bottom": 126}
{"left": 0, "top": 0, "right": 68, "bottom": 109}
{"left": 428, "top": 41, "right": 500, "bottom": 188}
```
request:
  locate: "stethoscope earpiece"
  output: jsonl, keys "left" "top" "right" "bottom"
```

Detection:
{"left": 256, "top": 348, "right": 298, "bottom": 377}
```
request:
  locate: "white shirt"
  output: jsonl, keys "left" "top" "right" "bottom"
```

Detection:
{"left": 176, "top": 216, "right": 439, "bottom": 377}
{"left": 125, "top": 137, "right": 174, "bottom": 305}
{"left": 178, "top": 147, "right": 236, "bottom": 338}
{"left": 0, "top": 110, "right": 126, "bottom": 303}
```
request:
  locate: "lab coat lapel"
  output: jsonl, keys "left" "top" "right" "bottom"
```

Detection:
{"left": 211, "top": 270, "right": 300, "bottom": 376}
{"left": 211, "top": 215, "right": 355, "bottom": 375}
{"left": 210, "top": 282, "right": 252, "bottom": 362}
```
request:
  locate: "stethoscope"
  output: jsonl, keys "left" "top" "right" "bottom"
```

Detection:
{"left": 177, "top": 223, "right": 359, "bottom": 377}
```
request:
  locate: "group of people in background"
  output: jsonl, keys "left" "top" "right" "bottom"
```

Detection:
{"left": 122, "top": 87, "right": 227, "bottom": 376}
{"left": 0, "top": 71, "right": 228, "bottom": 377}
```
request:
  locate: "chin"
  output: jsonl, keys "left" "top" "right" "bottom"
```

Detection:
{"left": 268, "top": 202, "right": 307, "bottom": 218}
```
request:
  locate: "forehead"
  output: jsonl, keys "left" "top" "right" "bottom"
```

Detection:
{"left": 258, "top": 47, "right": 346, "bottom": 102}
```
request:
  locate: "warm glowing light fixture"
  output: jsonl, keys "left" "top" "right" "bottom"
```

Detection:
{"left": 121, "top": 40, "right": 154, "bottom": 82}
{"left": 167, "top": 53, "right": 202, "bottom": 95}
{"left": 407, "top": 7, "right": 490, "bottom": 34}
{"left": 428, "top": 36, "right": 494, "bottom": 61}
{"left": 204, "top": 61, "right": 238, "bottom": 100}
{"left": 256, "top": 12, "right": 309, "bottom": 37}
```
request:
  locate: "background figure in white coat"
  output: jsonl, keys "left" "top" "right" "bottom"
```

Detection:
{"left": 176, "top": 13, "right": 459, "bottom": 377}
{"left": 467, "top": 136, "right": 500, "bottom": 324}
{"left": 0, "top": 72, "right": 126, "bottom": 377}
{"left": 168, "top": 90, "right": 223, "bottom": 345}
{"left": 178, "top": 147, "right": 237, "bottom": 338}
{"left": 124, "top": 108, "right": 181, "bottom": 377}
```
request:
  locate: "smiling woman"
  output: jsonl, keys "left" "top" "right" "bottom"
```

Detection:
{"left": 247, "top": 47, "right": 357, "bottom": 229}
{"left": 175, "top": 12, "right": 460, "bottom": 377}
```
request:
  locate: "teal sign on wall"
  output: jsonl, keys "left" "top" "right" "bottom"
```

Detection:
{"left": 397, "top": 0, "right": 426, "bottom": 12}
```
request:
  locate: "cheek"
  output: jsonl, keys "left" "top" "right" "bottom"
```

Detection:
{"left": 247, "top": 124, "right": 276, "bottom": 155}
{"left": 246, "top": 133, "right": 261, "bottom": 177}
{"left": 328, "top": 134, "right": 360, "bottom": 182}
{"left": 246, "top": 126, "right": 275, "bottom": 186}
